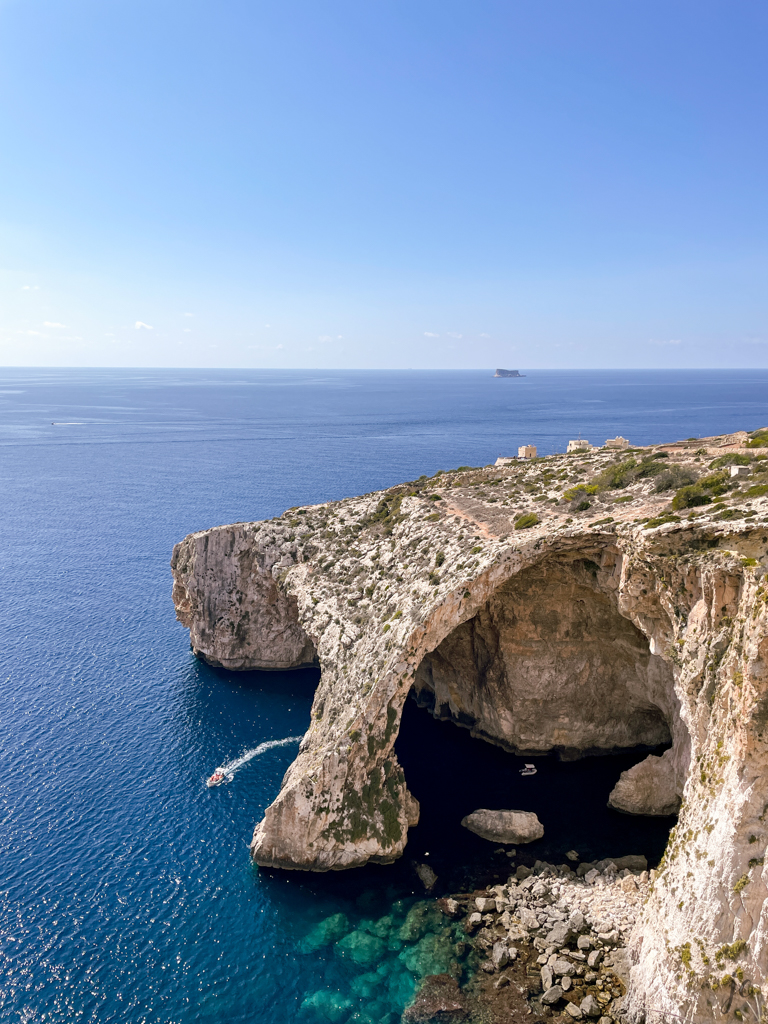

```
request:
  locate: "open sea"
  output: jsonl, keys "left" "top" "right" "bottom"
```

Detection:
{"left": 2, "top": 367, "right": 767, "bottom": 1024}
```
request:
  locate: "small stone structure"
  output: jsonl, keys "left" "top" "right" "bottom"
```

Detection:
{"left": 517, "top": 445, "right": 537, "bottom": 459}
{"left": 731, "top": 465, "right": 750, "bottom": 478}
{"left": 567, "top": 439, "right": 591, "bottom": 453}
{"left": 604, "top": 436, "right": 629, "bottom": 450}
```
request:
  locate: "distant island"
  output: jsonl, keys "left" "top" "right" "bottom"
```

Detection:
{"left": 494, "top": 368, "right": 525, "bottom": 378}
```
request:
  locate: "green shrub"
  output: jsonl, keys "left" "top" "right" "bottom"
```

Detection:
{"left": 470, "top": 545, "right": 482, "bottom": 554}
{"left": 747, "top": 431, "right": 768, "bottom": 448}
{"left": 563, "top": 483, "right": 598, "bottom": 501}
{"left": 514, "top": 513, "right": 539, "bottom": 529}
{"left": 745, "top": 483, "right": 768, "bottom": 498}
{"left": 698, "top": 471, "right": 728, "bottom": 490}
{"left": 654, "top": 465, "right": 699, "bottom": 492}
{"left": 575, "top": 500, "right": 591, "bottom": 511}
{"left": 434, "top": 551, "right": 445, "bottom": 567}
{"left": 644, "top": 513, "right": 681, "bottom": 529}
{"left": 594, "top": 459, "right": 637, "bottom": 490}
{"left": 672, "top": 485, "right": 711, "bottom": 510}
{"left": 710, "top": 453, "right": 751, "bottom": 469}
{"left": 634, "top": 459, "right": 667, "bottom": 479}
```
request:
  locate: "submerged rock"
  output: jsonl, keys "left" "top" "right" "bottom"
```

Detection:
{"left": 335, "top": 929, "right": 386, "bottom": 966}
{"left": 460, "top": 809, "right": 544, "bottom": 844}
{"left": 299, "top": 989, "right": 354, "bottom": 1023}
{"left": 401, "top": 973, "right": 469, "bottom": 1023}
{"left": 299, "top": 912, "right": 351, "bottom": 952}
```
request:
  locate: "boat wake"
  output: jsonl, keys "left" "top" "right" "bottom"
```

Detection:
{"left": 206, "top": 735, "right": 302, "bottom": 787}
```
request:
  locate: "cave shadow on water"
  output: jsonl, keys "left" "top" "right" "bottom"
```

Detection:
{"left": 394, "top": 695, "right": 677, "bottom": 893}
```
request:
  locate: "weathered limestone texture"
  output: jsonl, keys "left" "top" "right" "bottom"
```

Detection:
{"left": 172, "top": 430, "right": 768, "bottom": 1021}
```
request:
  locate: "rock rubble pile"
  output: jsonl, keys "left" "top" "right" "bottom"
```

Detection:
{"left": 449, "top": 854, "right": 651, "bottom": 1021}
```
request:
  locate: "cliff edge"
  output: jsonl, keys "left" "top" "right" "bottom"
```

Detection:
{"left": 172, "top": 429, "right": 768, "bottom": 1022}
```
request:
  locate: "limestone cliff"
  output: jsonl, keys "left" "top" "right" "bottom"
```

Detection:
{"left": 171, "top": 430, "right": 768, "bottom": 1022}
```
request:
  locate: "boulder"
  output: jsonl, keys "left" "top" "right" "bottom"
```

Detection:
{"left": 553, "top": 958, "right": 575, "bottom": 977}
{"left": 438, "top": 898, "right": 462, "bottom": 919}
{"left": 541, "top": 966, "right": 554, "bottom": 991}
{"left": 518, "top": 907, "right": 540, "bottom": 931}
{"left": 608, "top": 750, "right": 681, "bottom": 816}
{"left": 335, "top": 929, "right": 386, "bottom": 966}
{"left": 568, "top": 911, "right": 586, "bottom": 932}
{"left": 299, "top": 912, "right": 351, "bottom": 952}
{"left": 461, "top": 809, "right": 544, "bottom": 844}
{"left": 299, "top": 990, "right": 354, "bottom": 1022}
{"left": 464, "top": 912, "right": 483, "bottom": 934}
{"left": 401, "top": 973, "right": 470, "bottom": 1023}
{"left": 414, "top": 861, "right": 438, "bottom": 892}
{"left": 491, "top": 942, "right": 509, "bottom": 969}
{"left": 541, "top": 985, "right": 564, "bottom": 1005}
{"left": 581, "top": 994, "right": 602, "bottom": 1018}
{"left": 565, "top": 1002, "right": 583, "bottom": 1019}
{"left": 475, "top": 897, "right": 496, "bottom": 913}
{"left": 545, "top": 922, "right": 573, "bottom": 946}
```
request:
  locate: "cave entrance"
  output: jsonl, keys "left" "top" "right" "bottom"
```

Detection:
{"left": 396, "top": 554, "right": 681, "bottom": 888}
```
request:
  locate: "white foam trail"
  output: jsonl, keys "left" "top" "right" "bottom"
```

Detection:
{"left": 212, "top": 736, "right": 302, "bottom": 782}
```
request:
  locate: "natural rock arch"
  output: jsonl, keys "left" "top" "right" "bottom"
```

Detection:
{"left": 172, "top": 483, "right": 768, "bottom": 1023}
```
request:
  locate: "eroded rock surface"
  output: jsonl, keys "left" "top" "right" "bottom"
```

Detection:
{"left": 172, "top": 430, "right": 768, "bottom": 1021}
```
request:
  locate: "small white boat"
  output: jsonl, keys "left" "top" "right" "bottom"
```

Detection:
{"left": 206, "top": 768, "right": 229, "bottom": 787}
{"left": 520, "top": 764, "right": 537, "bottom": 776}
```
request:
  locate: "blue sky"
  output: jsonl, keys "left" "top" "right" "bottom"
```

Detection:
{"left": 1, "top": 0, "right": 767, "bottom": 368}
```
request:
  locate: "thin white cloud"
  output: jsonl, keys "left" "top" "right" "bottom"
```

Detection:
{"left": 183, "top": 312, "right": 193, "bottom": 317}
{"left": 650, "top": 338, "right": 682, "bottom": 346}
{"left": 264, "top": 324, "right": 271, "bottom": 328}
{"left": 479, "top": 333, "right": 490, "bottom": 338}
{"left": 44, "top": 321, "right": 67, "bottom": 328}
{"left": 135, "top": 321, "right": 153, "bottom": 330}
{"left": 447, "top": 332, "right": 463, "bottom": 339}
{"left": 22, "top": 285, "right": 39, "bottom": 290}
{"left": 26, "top": 330, "right": 45, "bottom": 336}
{"left": 318, "top": 335, "right": 333, "bottom": 341}
{"left": 423, "top": 332, "right": 439, "bottom": 338}
{"left": 183, "top": 328, "right": 192, "bottom": 333}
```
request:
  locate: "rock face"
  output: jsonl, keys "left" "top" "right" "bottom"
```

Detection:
{"left": 171, "top": 430, "right": 768, "bottom": 1022}
{"left": 460, "top": 809, "right": 544, "bottom": 844}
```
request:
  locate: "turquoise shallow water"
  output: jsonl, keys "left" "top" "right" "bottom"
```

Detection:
{"left": 1, "top": 367, "right": 766, "bottom": 1023}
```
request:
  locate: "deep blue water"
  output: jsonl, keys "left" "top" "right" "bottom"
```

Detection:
{"left": 1, "top": 367, "right": 767, "bottom": 1024}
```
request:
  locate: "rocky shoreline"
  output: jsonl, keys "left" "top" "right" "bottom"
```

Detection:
{"left": 297, "top": 852, "right": 649, "bottom": 1024}
{"left": 438, "top": 853, "right": 650, "bottom": 1022}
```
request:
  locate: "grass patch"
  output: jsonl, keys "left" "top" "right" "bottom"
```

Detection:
{"left": 514, "top": 513, "right": 539, "bottom": 529}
